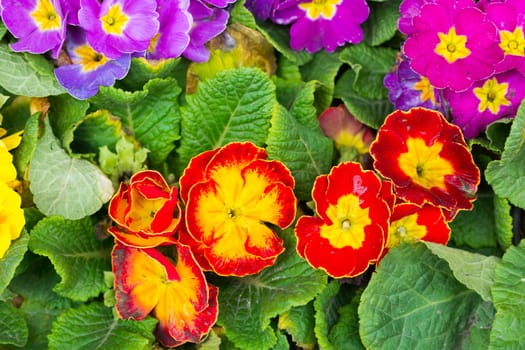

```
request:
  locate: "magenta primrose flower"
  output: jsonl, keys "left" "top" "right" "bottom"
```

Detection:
{"left": 78, "top": 0, "right": 159, "bottom": 59}
{"left": 0, "top": 0, "right": 67, "bottom": 58}
{"left": 54, "top": 26, "right": 131, "bottom": 100}
{"left": 273, "top": 0, "right": 370, "bottom": 53}
{"left": 402, "top": 0, "right": 503, "bottom": 91}
{"left": 444, "top": 69, "right": 525, "bottom": 138}
{"left": 201, "top": 0, "right": 236, "bottom": 8}
{"left": 485, "top": 0, "right": 525, "bottom": 75}
{"left": 384, "top": 56, "right": 444, "bottom": 113}
{"left": 182, "top": 0, "right": 229, "bottom": 62}
{"left": 145, "top": 0, "right": 192, "bottom": 60}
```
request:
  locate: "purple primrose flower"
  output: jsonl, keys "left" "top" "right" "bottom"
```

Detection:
{"left": 78, "top": 0, "right": 159, "bottom": 59}
{"left": 182, "top": 0, "right": 229, "bottom": 62}
{"left": 146, "top": 0, "right": 192, "bottom": 59}
{"left": 54, "top": 26, "right": 131, "bottom": 100}
{"left": 0, "top": 0, "right": 67, "bottom": 58}
{"left": 384, "top": 57, "right": 444, "bottom": 113}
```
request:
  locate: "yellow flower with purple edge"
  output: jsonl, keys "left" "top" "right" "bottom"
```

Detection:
{"left": 370, "top": 107, "right": 480, "bottom": 211}
{"left": 294, "top": 161, "right": 390, "bottom": 278}
{"left": 179, "top": 142, "right": 297, "bottom": 276}
{"left": 0, "top": 181, "right": 25, "bottom": 258}
{"left": 108, "top": 170, "right": 181, "bottom": 248}
{"left": 112, "top": 243, "right": 218, "bottom": 347}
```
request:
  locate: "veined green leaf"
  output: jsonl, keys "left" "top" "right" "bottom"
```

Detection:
{"left": 0, "top": 301, "right": 28, "bottom": 347}
{"left": 0, "top": 231, "right": 28, "bottom": 297}
{"left": 278, "top": 302, "right": 316, "bottom": 349}
{"left": 424, "top": 242, "right": 500, "bottom": 302}
{"left": 216, "top": 229, "right": 327, "bottom": 349}
{"left": 177, "top": 67, "right": 275, "bottom": 173}
{"left": 48, "top": 94, "right": 90, "bottom": 151}
{"left": 266, "top": 92, "right": 333, "bottom": 201}
{"left": 29, "top": 216, "right": 113, "bottom": 301}
{"left": 28, "top": 118, "right": 114, "bottom": 220}
{"left": 49, "top": 303, "right": 156, "bottom": 350}
{"left": 493, "top": 195, "right": 513, "bottom": 250}
{"left": 90, "top": 78, "right": 182, "bottom": 165}
{"left": 486, "top": 100, "right": 525, "bottom": 209}
{"left": 359, "top": 243, "right": 484, "bottom": 349}
{"left": 489, "top": 240, "right": 525, "bottom": 349}
{"left": 363, "top": 0, "right": 403, "bottom": 46}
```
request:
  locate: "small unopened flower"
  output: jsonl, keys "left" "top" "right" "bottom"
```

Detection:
{"left": 386, "top": 202, "right": 450, "bottom": 250}
{"left": 0, "top": 0, "right": 67, "bottom": 58}
{"left": 78, "top": 0, "right": 159, "bottom": 58}
{"left": 0, "top": 181, "right": 25, "bottom": 258}
{"left": 402, "top": 0, "right": 503, "bottom": 91}
{"left": 179, "top": 142, "right": 297, "bottom": 276}
{"left": 108, "top": 170, "right": 181, "bottom": 248}
{"left": 294, "top": 162, "right": 390, "bottom": 278}
{"left": 112, "top": 243, "right": 218, "bottom": 347}
{"left": 318, "top": 104, "right": 374, "bottom": 162}
{"left": 370, "top": 107, "right": 480, "bottom": 211}
{"left": 54, "top": 27, "right": 131, "bottom": 100}
{"left": 444, "top": 70, "right": 525, "bottom": 138}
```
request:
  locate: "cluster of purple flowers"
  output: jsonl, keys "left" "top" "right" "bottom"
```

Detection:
{"left": 385, "top": 0, "right": 525, "bottom": 139}
{"left": 0, "top": 0, "right": 233, "bottom": 99}
{"left": 245, "top": 0, "right": 370, "bottom": 53}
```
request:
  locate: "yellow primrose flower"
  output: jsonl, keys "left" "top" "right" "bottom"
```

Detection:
{"left": 0, "top": 128, "right": 23, "bottom": 184}
{"left": 0, "top": 181, "right": 25, "bottom": 258}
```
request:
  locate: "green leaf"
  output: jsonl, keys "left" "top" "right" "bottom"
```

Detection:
{"left": 338, "top": 44, "right": 397, "bottom": 100}
{"left": 13, "top": 112, "right": 39, "bottom": 176}
{"left": 216, "top": 228, "right": 327, "bottom": 350}
{"left": 230, "top": 0, "right": 257, "bottom": 29}
{"left": 450, "top": 195, "right": 499, "bottom": 249}
{"left": 70, "top": 110, "right": 124, "bottom": 155}
{"left": 28, "top": 118, "right": 114, "bottom": 220}
{"left": 49, "top": 303, "right": 156, "bottom": 350}
{"left": 424, "top": 242, "right": 500, "bottom": 302}
{"left": 278, "top": 302, "right": 316, "bottom": 349}
{"left": 255, "top": 20, "right": 312, "bottom": 66}
{"left": 0, "top": 301, "right": 28, "bottom": 347}
{"left": 314, "top": 280, "right": 351, "bottom": 350}
{"left": 486, "top": 100, "right": 525, "bottom": 209}
{"left": 359, "top": 243, "right": 484, "bottom": 349}
{"left": 489, "top": 240, "right": 525, "bottom": 349}
{"left": 6, "top": 255, "right": 76, "bottom": 350}
{"left": 28, "top": 216, "right": 113, "bottom": 301}
{"left": 0, "top": 44, "right": 65, "bottom": 97}
{"left": 48, "top": 94, "right": 90, "bottom": 151}
{"left": 484, "top": 118, "right": 513, "bottom": 154}
{"left": 266, "top": 100, "right": 333, "bottom": 201}
{"left": 335, "top": 70, "right": 394, "bottom": 129}
{"left": 300, "top": 51, "right": 343, "bottom": 113}
{"left": 363, "top": 0, "right": 403, "bottom": 46}
{"left": 0, "top": 231, "right": 28, "bottom": 297}
{"left": 90, "top": 78, "right": 182, "bottom": 164}
{"left": 328, "top": 290, "right": 365, "bottom": 350}
{"left": 461, "top": 301, "right": 495, "bottom": 350}
{"left": 177, "top": 67, "right": 275, "bottom": 173}
{"left": 116, "top": 57, "right": 181, "bottom": 91}
{"left": 493, "top": 195, "right": 513, "bottom": 250}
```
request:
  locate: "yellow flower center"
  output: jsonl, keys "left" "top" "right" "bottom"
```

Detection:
{"left": 148, "top": 33, "right": 161, "bottom": 53}
{"left": 73, "top": 45, "right": 110, "bottom": 72}
{"left": 387, "top": 213, "right": 426, "bottom": 248}
{"left": 319, "top": 194, "right": 371, "bottom": 249}
{"left": 335, "top": 131, "right": 370, "bottom": 155}
{"left": 413, "top": 76, "right": 437, "bottom": 104}
{"left": 434, "top": 27, "right": 471, "bottom": 63}
{"left": 473, "top": 77, "right": 511, "bottom": 115}
{"left": 101, "top": 4, "right": 129, "bottom": 35}
{"left": 30, "top": 0, "right": 62, "bottom": 31}
{"left": 398, "top": 138, "right": 454, "bottom": 190}
{"left": 299, "top": 0, "right": 342, "bottom": 20}
{"left": 499, "top": 27, "right": 525, "bottom": 56}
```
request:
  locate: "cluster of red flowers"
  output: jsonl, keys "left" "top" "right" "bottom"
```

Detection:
{"left": 295, "top": 107, "right": 480, "bottom": 277}
{"left": 107, "top": 142, "right": 297, "bottom": 346}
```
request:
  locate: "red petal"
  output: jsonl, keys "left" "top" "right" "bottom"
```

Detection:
{"left": 108, "top": 227, "right": 177, "bottom": 248}
{"left": 204, "top": 142, "right": 267, "bottom": 182}
{"left": 108, "top": 182, "right": 129, "bottom": 225}
{"left": 179, "top": 148, "right": 219, "bottom": 204}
